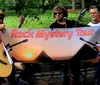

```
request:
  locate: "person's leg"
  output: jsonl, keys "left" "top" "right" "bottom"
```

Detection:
{"left": 94, "top": 61, "right": 100, "bottom": 85}
{"left": 7, "top": 64, "right": 17, "bottom": 85}
{"left": 28, "top": 63, "right": 36, "bottom": 85}
{"left": 18, "top": 63, "right": 35, "bottom": 85}
{"left": 0, "top": 77, "right": 4, "bottom": 85}
{"left": 70, "top": 57, "right": 81, "bottom": 85}
{"left": 61, "top": 61, "right": 69, "bottom": 85}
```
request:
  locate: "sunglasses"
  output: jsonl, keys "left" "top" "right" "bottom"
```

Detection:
{"left": 54, "top": 12, "right": 63, "bottom": 15}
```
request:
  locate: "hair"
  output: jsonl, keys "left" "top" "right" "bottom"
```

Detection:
{"left": 53, "top": 6, "right": 68, "bottom": 18}
{"left": 89, "top": 5, "right": 100, "bottom": 12}
{"left": 0, "top": 14, "right": 5, "bottom": 19}
{"left": 0, "top": 10, "right": 5, "bottom": 19}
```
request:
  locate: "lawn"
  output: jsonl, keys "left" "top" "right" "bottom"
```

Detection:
{"left": 4, "top": 10, "right": 91, "bottom": 29}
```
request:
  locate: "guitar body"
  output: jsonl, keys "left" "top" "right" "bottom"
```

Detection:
{"left": 88, "top": 58, "right": 99, "bottom": 64}
{"left": 0, "top": 43, "right": 12, "bottom": 77}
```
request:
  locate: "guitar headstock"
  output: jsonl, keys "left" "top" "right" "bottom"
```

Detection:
{"left": 79, "top": 37, "right": 84, "bottom": 41}
{"left": 20, "top": 16, "right": 25, "bottom": 25}
{"left": 18, "top": 16, "right": 25, "bottom": 28}
{"left": 22, "top": 39, "right": 28, "bottom": 42}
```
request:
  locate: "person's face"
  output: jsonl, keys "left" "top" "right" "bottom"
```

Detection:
{"left": 54, "top": 10, "right": 64, "bottom": 21}
{"left": 89, "top": 8, "right": 100, "bottom": 22}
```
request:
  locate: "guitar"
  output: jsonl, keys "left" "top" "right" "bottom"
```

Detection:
{"left": 0, "top": 39, "right": 28, "bottom": 77}
{"left": 0, "top": 42, "right": 12, "bottom": 77}
{"left": 18, "top": 15, "right": 25, "bottom": 28}
{"left": 80, "top": 37, "right": 100, "bottom": 64}
{"left": 87, "top": 58, "right": 99, "bottom": 64}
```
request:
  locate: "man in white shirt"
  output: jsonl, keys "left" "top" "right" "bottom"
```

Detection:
{"left": 88, "top": 5, "right": 100, "bottom": 26}
{"left": 88, "top": 5, "right": 100, "bottom": 85}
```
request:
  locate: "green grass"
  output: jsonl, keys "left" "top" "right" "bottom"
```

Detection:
{"left": 4, "top": 16, "right": 20, "bottom": 28}
{"left": 4, "top": 10, "right": 91, "bottom": 29}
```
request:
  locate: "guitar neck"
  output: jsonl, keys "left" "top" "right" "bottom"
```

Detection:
{"left": 84, "top": 40, "right": 99, "bottom": 52}
{"left": 80, "top": 37, "right": 96, "bottom": 46}
{"left": 9, "top": 39, "right": 28, "bottom": 48}
{"left": 18, "top": 24, "right": 22, "bottom": 28}
{"left": 84, "top": 40, "right": 95, "bottom": 46}
{"left": 10, "top": 41, "right": 23, "bottom": 48}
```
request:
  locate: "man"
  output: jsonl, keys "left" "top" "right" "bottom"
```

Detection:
{"left": 0, "top": 10, "right": 35, "bottom": 85}
{"left": 49, "top": 6, "right": 87, "bottom": 85}
{"left": 88, "top": 5, "right": 100, "bottom": 26}
{"left": 0, "top": 10, "right": 6, "bottom": 85}
{"left": 0, "top": 10, "right": 18, "bottom": 85}
{"left": 0, "top": 10, "right": 5, "bottom": 32}
{"left": 88, "top": 5, "right": 100, "bottom": 85}
{"left": 50, "top": 6, "right": 87, "bottom": 28}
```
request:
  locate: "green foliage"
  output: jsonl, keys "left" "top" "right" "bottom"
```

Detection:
{"left": 68, "top": 11, "right": 91, "bottom": 25}
{"left": 47, "top": 0, "right": 59, "bottom": 8}
{"left": 4, "top": 16, "right": 20, "bottom": 28}
{"left": 58, "top": 0, "right": 70, "bottom": 6}
{"left": 0, "top": 0, "right": 6, "bottom": 11}
{"left": 22, "top": 8, "right": 43, "bottom": 17}
{"left": 0, "top": 0, "right": 15, "bottom": 11}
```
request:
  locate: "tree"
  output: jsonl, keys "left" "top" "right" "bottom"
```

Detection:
{"left": 71, "top": 0, "right": 76, "bottom": 11}
{"left": 82, "top": 0, "right": 85, "bottom": 9}
{"left": 0, "top": 0, "right": 9, "bottom": 11}
{"left": 71, "top": 0, "right": 85, "bottom": 11}
{"left": 14, "top": 0, "right": 27, "bottom": 16}
{"left": 59, "top": 0, "right": 69, "bottom": 6}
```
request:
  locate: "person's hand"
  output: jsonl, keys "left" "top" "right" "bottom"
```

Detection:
{"left": 97, "top": 56, "right": 100, "bottom": 59}
{"left": 0, "top": 24, "right": 5, "bottom": 33}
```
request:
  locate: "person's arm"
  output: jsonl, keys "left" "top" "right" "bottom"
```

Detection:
{"left": 0, "top": 36, "right": 2, "bottom": 44}
{"left": 0, "top": 24, "right": 5, "bottom": 43}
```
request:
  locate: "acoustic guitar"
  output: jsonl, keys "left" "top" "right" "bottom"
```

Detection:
{"left": 0, "top": 39, "right": 28, "bottom": 77}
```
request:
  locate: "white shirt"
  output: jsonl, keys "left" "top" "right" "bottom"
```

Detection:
{"left": 88, "top": 22, "right": 100, "bottom": 26}
{"left": 96, "top": 44, "right": 100, "bottom": 46}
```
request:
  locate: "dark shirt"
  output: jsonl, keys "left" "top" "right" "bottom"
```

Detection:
{"left": 49, "top": 19, "right": 88, "bottom": 28}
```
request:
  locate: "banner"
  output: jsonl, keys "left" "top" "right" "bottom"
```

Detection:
{"left": 0, "top": 26, "right": 100, "bottom": 62}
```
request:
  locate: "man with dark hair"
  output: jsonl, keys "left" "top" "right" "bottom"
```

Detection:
{"left": 50, "top": 6, "right": 86, "bottom": 28}
{"left": 49, "top": 6, "right": 88, "bottom": 85}
{"left": 88, "top": 5, "right": 100, "bottom": 85}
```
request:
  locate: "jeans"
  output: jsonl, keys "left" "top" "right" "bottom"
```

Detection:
{"left": 94, "top": 61, "right": 100, "bottom": 85}
{"left": 61, "top": 58, "right": 81, "bottom": 85}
